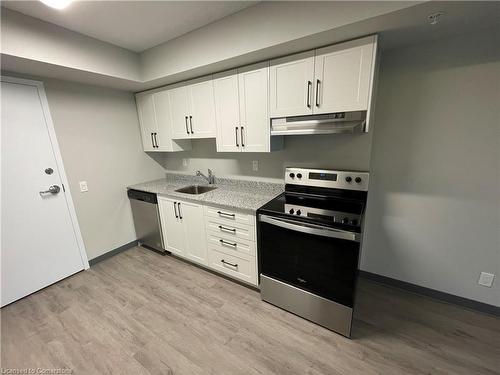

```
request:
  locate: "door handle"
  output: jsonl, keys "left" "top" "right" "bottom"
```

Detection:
{"left": 217, "top": 210, "right": 235, "bottom": 218}
{"left": 185, "top": 116, "right": 190, "bottom": 134}
{"left": 240, "top": 127, "right": 244, "bottom": 148}
{"left": 218, "top": 225, "right": 236, "bottom": 233}
{"left": 235, "top": 126, "right": 239, "bottom": 147}
{"left": 39, "top": 185, "right": 61, "bottom": 196}
{"left": 177, "top": 202, "right": 182, "bottom": 219}
{"left": 219, "top": 239, "right": 237, "bottom": 247}
{"left": 189, "top": 116, "right": 193, "bottom": 134}
{"left": 151, "top": 133, "right": 155, "bottom": 147}
{"left": 153, "top": 133, "right": 159, "bottom": 148}
{"left": 307, "top": 80, "right": 312, "bottom": 108}
{"left": 315, "top": 79, "right": 321, "bottom": 107}
{"left": 173, "top": 201, "right": 178, "bottom": 218}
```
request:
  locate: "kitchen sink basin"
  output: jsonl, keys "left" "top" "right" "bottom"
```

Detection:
{"left": 175, "top": 185, "right": 217, "bottom": 195}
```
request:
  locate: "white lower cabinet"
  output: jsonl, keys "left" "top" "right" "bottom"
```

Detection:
{"left": 159, "top": 198, "right": 258, "bottom": 286}
{"left": 158, "top": 197, "right": 207, "bottom": 266}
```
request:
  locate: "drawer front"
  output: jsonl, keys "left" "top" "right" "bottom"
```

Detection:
{"left": 207, "top": 248, "right": 257, "bottom": 285}
{"left": 206, "top": 219, "right": 255, "bottom": 242}
{"left": 205, "top": 206, "right": 255, "bottom": 227}
{"left": 207, "top": 233, "right": 256, "bottom": 257}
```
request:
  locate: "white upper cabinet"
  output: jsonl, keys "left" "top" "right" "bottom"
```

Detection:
{"left": 169, "top": 85, "right": 191, "bottom": 139}
{"left": 214, "top": 62, "right": 281, "bottom": 153}
{"left": 314, "top": 36, "right": 377, "bottom": 114}
{"left": 238, "top": 62, "right": 271, "bottom": 152}
{"left": 135, "top": 91, "right": 191, "bottom": 152}
{"left": 214, "top": 70, "right": 240, "bottom": 152}
{"left": 136, "top": 93, "right": 157, "bottom": 152}
{"left": 187, "top": 78, "right": 217, "bottom": 139}
{"left": 269, "top": 50, "right": 315, "bottom": 117}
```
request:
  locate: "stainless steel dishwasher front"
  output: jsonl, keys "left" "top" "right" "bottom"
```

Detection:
{"left": 127, "top": 189, "right": 165, "bottom": 253}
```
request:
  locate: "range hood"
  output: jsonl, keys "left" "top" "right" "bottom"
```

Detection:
{"left": 271, "top": 111, "right": 367, "bottom": 136}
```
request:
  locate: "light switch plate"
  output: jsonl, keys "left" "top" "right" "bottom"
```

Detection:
{"left": 79, "top": 181, "right": 88, "bottom": 193}
{"left": 252, "top": 160, "right": 259, "bottom": 171}
{"left": 478, "top": 272, "right": 495, "bottom": 287}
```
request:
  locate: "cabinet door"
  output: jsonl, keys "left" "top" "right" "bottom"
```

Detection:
{"left": 314, "top": 36, "right": 376, "bottom": 113}
{"left": 179, "top": 201, "right": 207, "bottom": 266}
{"left": 169, "top": 86, "right": 191, "bottom": 139}
{"left": 135, "top": 93, "right": 157, "bottom": 151}
{"left": 238, "top": 62, "right": 270, "bottom": 152}
{"left": 188, "top": 78, "right": 217, "bottom": 138}
{"left": 214, "top": 71, "right": 241, "bottom": 152}
{"left": 269, "top": 51, "right": 315, "bottom": 117}
{"left": 158, "top": 197, "right": 185, "bottom": 257}
{"left": 154, "top": 90, "right": 192, "bottom": 152}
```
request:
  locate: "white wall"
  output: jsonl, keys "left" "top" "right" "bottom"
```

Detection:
{"left": 361, "top": 29, "right": 500, "bottom": 306}
{"left": 160, "top": 133, "right": 373, "bottom": 181}
{"left": 41, "top": 79, "right": 165, "bottom": 260}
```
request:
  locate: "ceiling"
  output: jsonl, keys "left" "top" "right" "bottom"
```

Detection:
{"left": 1, "top": 0, "right": 258, "bottom": 52}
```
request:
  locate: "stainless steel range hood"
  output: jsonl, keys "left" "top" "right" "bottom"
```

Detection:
{"left": 271, "top": 111, "right": 367, "bottom": 136}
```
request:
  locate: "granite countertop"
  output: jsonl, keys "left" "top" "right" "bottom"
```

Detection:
{"left": 128, "top": 173, "right": 284, "bottom": 213}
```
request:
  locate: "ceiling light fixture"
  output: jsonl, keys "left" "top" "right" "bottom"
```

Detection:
{"left": 428, "top": 12, "right": 445, "bottom": 25}
{"left": 39, "top": 0, "right": 73, "bottom": 10}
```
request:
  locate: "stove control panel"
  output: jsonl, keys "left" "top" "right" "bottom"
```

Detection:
{"left": 285, "top": 204, "right": 361, "bottom": 226}
{"left": 285, "top": 168, "right": 369, "bottom": 191}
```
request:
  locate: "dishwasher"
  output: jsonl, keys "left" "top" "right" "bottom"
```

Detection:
{"left": 127, "top": 189, "right": 165, "bottom": 253}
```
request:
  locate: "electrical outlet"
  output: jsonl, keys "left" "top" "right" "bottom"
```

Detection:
{"left": 182, "top": 158, "right": 188, "bottom": 167}
{"left": 79, "top": 181, "right": 88, "bottom": 193}
{"left": 478, "top": 272, "right": 495, "bottom": 287}
{"left": 252, "top": 160, "right": 259, "bottom": 171}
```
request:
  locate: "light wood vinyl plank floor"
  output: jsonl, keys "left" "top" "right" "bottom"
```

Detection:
{"left": 1, "top": 246, "right": 499, "bottom": 375}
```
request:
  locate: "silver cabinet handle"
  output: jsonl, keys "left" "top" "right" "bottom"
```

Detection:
{"left": 221, "top": 259, "right": 238, "bottom": 268}
{"left": 240, "top": 126, "right": 244, "bottom": 148}
{"left": 219, "top": 239, "right": 237, "bottom": 247}
{"left": 306, "top": 80, "right": 312, "bottom": 108}
{"left": 39, "top": 185, "right": 61, "bottom": 196}
{"left": 315, "top": 79, "right": 321, "bottom": 107}
{"left": 153, "top": 133, "right": 159, "bottom": 148}
{"left": 218, "top": 225, "right": 236, "bottom": 233}
{"left": 151, "top": 133, "right": 155, "bottom": 147}
{"left": 189, "top": 116, "right": 193, "bottom": 134}
{"left": 177, "top": 202, "right": 182, "bottom": 219}
{"left": 259, "top": 214, "right": 360, "bottom": 242}
{"left": 235, "top": 127, "right": 239, "bottom": 147}
{"left": 185, "top": 116, "right": 190, "bottom": 134}
{"left": 173, "top": 201, "right": 178, "bottom": 218}
{"left": 217, "top": 210, "right": 235, "bottom": 218}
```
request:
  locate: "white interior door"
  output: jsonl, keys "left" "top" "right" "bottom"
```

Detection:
{"left": 1, "top": 79, "right": 87, "bottom": 307}
{"left": 214, "top": 71, "right": 241, "bottom": 152}
{"left": 238, "top": 62, "right": 270, "bottom": 152}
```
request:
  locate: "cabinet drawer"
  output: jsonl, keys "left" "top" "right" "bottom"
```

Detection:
{"left": 205, "top": 205, "right": 255, "bottom": 227}
{"left": 207, "top": 248, "right": 257, "bottom": 285}
{"left": 207, "top": 233, "right": 256, "bottom": 257}
{"left": 206, "top": 219, "right": 255, "bottom": 242}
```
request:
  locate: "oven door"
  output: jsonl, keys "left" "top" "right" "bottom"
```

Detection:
{"left": 258, "top": 214, "right": 360, "bottom": 307}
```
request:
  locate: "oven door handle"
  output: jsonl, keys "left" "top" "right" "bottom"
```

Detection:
{"left": 259, "top": 215, "right": 360, "bottom": 242}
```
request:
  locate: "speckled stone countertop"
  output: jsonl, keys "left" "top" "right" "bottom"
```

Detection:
{"left": 128, "top": 173, "right": 284, "bottom": 213}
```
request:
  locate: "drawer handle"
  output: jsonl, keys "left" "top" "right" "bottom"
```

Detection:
{"left": 221, "top": 259, "right": 238, "bottom": 268}
{"left": 217, "top": 211, "right": 235, "bottom": 218}
{"left": 218, "top": 225, "right": 236, "bottom": 233}
{"left": 219, "top": 239, "right": 237, "bottom": 247}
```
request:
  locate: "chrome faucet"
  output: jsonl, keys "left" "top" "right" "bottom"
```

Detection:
{"left": 196, "top": 169, "right": 215, "bottom": 184}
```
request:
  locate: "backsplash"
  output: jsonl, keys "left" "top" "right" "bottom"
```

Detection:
{"left": 155, "top": 132, "right": 373, "bottom": 181}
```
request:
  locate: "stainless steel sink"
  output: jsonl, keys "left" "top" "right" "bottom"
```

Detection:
{"left": 175, "top": 185, "right": 217, "bottom": 195}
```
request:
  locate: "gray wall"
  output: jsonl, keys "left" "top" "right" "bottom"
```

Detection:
{"left": 42, "top": 79, "right": 165, "bottom": 260}
{"left": 160, "top": 133, "right": 373, "bottom": 181}
{"left": 361, "top": 29, "right": 500, "bottom": 307}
